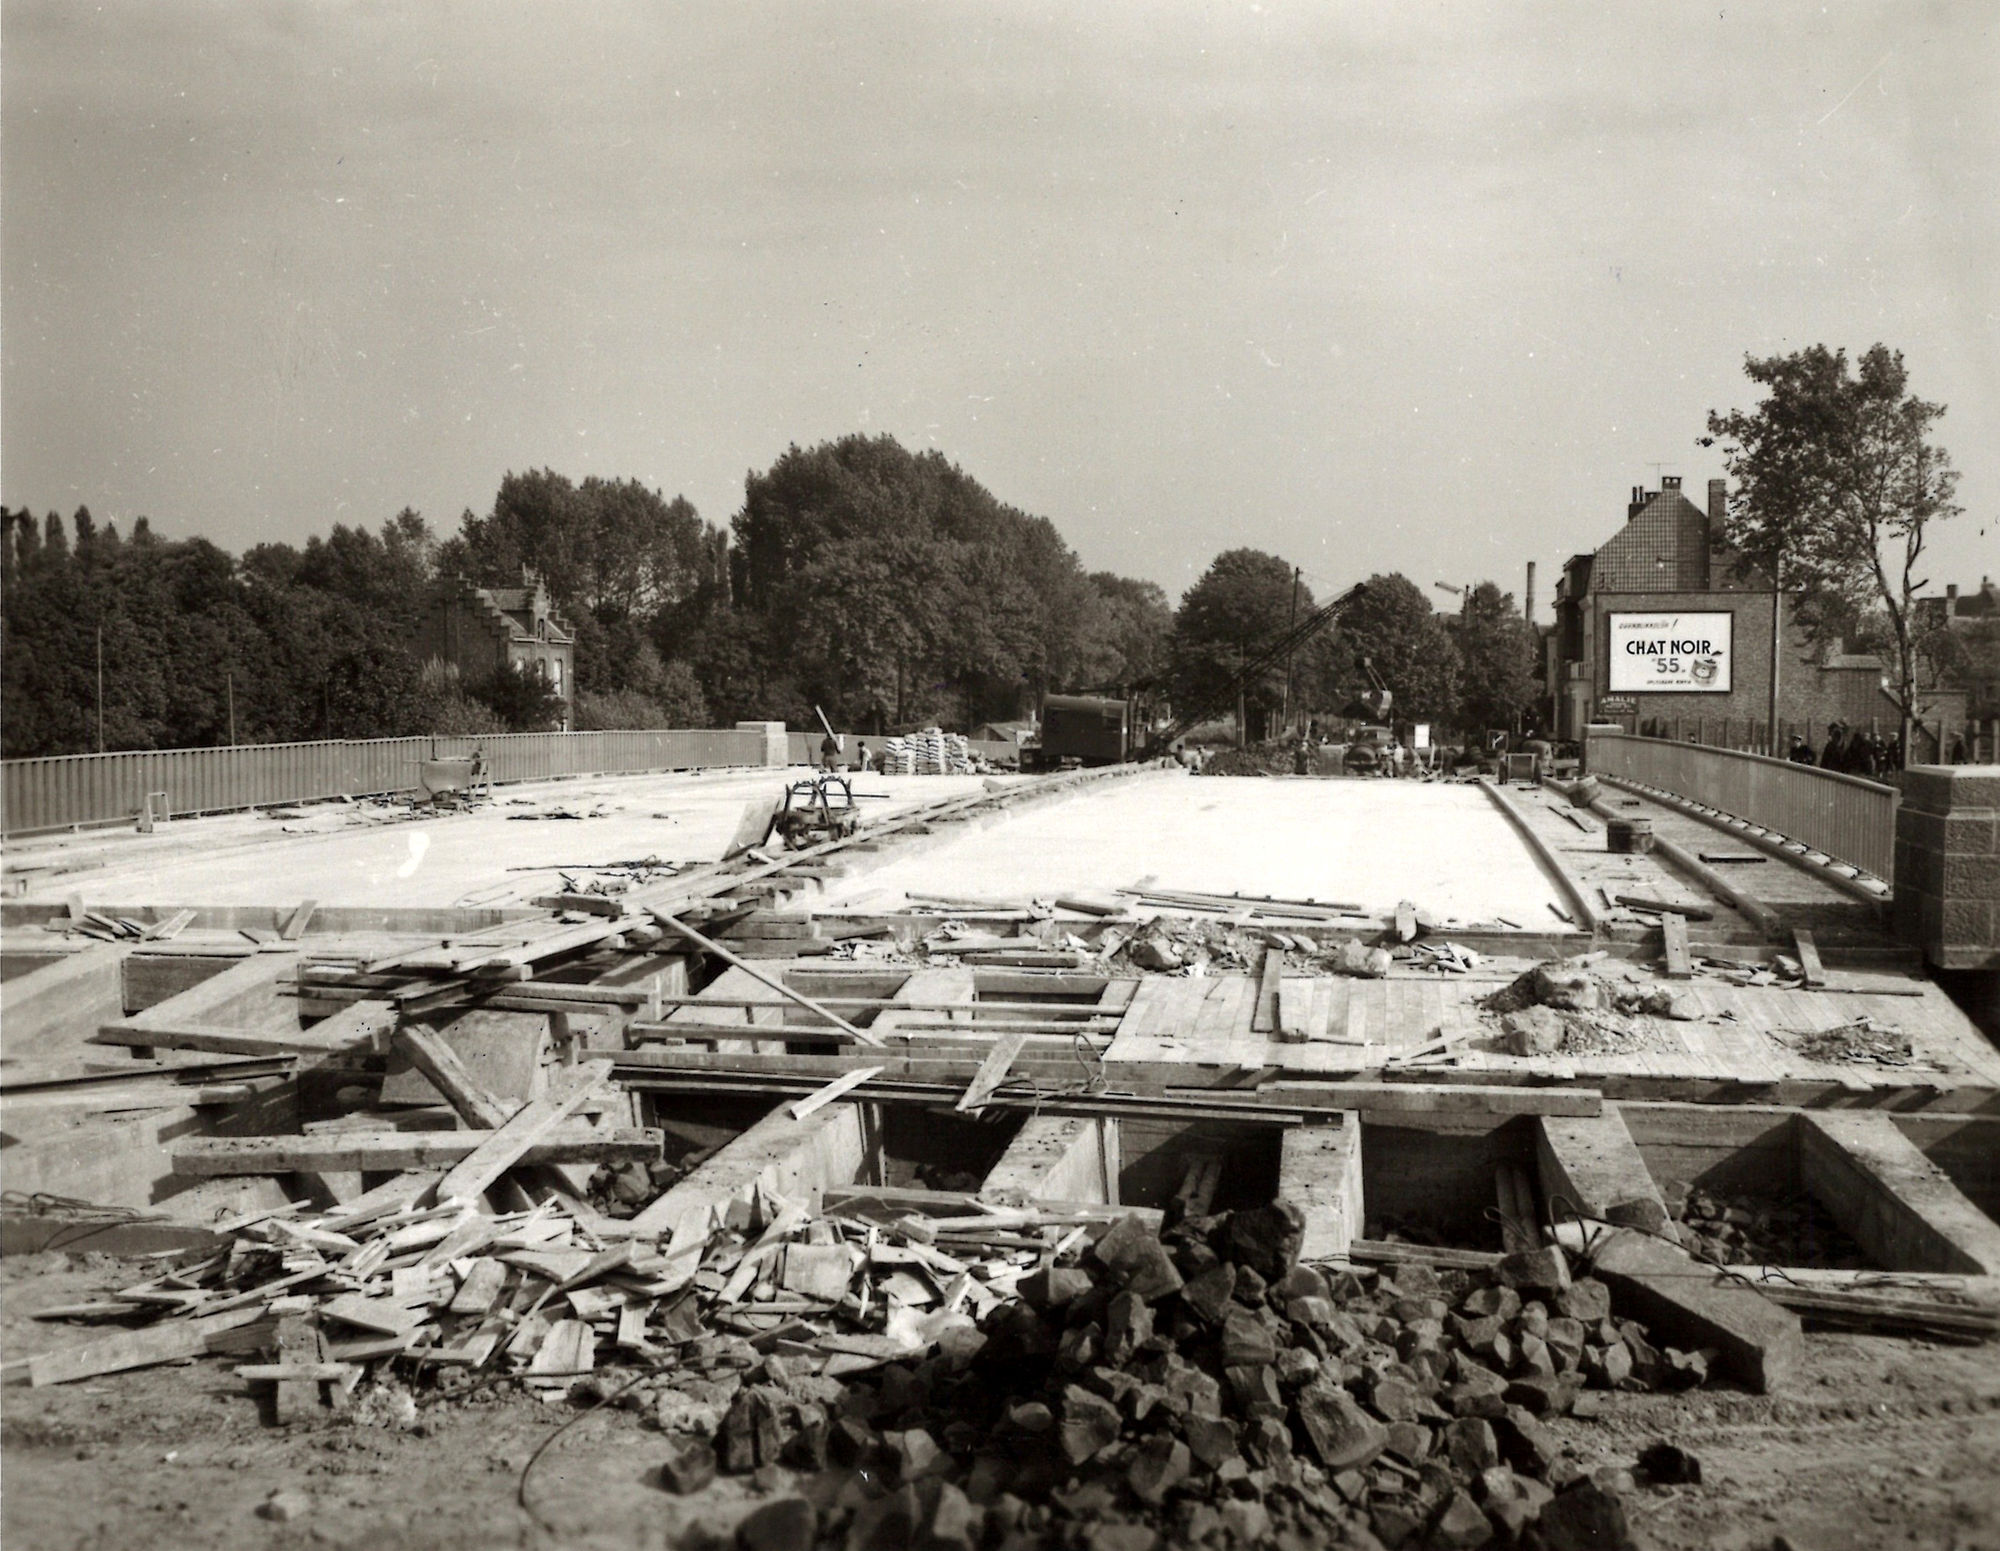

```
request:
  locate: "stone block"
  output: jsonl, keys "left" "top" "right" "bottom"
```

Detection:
{"left": 1588, "top": 1229, "right": 1802, "bottom": 1394}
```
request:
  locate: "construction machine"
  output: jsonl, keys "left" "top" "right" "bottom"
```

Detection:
{"left": 1147, "top": 583, "right": 1385, "bottom": 755}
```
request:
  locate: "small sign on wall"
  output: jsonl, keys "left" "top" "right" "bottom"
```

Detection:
{"left": 1607, "top": 611, "right": 1733, "bottom": 693}
{"left": 1597, "top": 696, "right": 1637, "bottom": 716}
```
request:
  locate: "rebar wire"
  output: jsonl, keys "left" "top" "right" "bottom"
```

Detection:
{"left": 516, "top": 1364, "right": 671, "bottom": 1532}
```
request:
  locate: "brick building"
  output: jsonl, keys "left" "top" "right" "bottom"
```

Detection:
{"left": 414, "top": 573, "right": 576, "bottom": 728}
{"left": 1548, "top": 477, "right": 1895, "bottom": 747}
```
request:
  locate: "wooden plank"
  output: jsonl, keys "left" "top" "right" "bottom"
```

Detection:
{"left": 28, "top": 1307, "right": 267, "bottom": 1387}
{"left": 1275, "top": 978, "right": 1312, "bottom": 1044}
{"left": 92, "top": 1021, "right": 347, "bottom": 1058}
{"left": 272, "top": 1313, "right": 322, "bottom": 1423}
{"left": 1793, "top": 928, "right": 1827, "bottom": 989}
{"left": 1495, "top": 1162, "right": 1539, "bottom": 1253}
{"left": 1251, "top": 948, "right": 1283, "bottom": 1034}
{"left": 1661, "top": 913, "right": 1693, "bottom": 979}
{"left": 1614, "top": 893, "right": 1714, "bottom": 921}
{"left": 790, "top": 1066, "right": 884, "bottom": 1120}
{"left": 280, "top": 900, "right": 319, "bottom": 941}
{"left": 1279, "top": 1119, "right": 1363, "bottom": 1261}
{"left": 175, "top": 1124, "right": 654, "bottom": 1176}
{"left": 647, "top": 909, "right": 883, "bottom": 1046}
{"left": 392, "top": 1023, "right": 510, "bottom": 1128}
{"left": 431, "top": 1064, "right": 612, "bottom": 1205}
{"left": 955, "top": 1032, "right": 1028, "bottom": 1113}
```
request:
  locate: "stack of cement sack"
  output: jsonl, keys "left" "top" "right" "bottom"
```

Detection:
{"left": 882, "top": 729, "right": 974, "bottom": 775}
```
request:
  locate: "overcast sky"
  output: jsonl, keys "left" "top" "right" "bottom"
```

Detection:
{"left": 4, "top": 2, "right": 1994, "bottom": 610}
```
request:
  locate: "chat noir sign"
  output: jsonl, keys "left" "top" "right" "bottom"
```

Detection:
{"left": 1606, "top": 612, "right": 1733, "bottom": 693}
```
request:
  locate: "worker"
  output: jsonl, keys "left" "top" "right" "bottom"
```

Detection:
{"left": 855, "top": 740, "right": 872, "bottom": 773}
{"left": 1820, "top": 722, "right": 1847, "bottom": 772}
{"left": 1787, "top": 734, "right": 1816, "bottom": 766}
{"left": 1293, "top": 737, "right": 1313, "bottom": 776}
{"left": 819, "top": 731, "right": 841, "bottom": 772}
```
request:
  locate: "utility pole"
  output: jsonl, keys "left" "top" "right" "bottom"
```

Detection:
{"left": 1237, "top": 641, "right": 1248, "bottom": 748}
{"left": 227, "top": 670, "right": 237, "bottom": 746}
{"left": 1768, "top": 556, "right": 1782, "bottom": 757}
{"left": 1282, "top": 566, "right": 1300, "bottom": 738}
{"left": 95, "top": 624, "right": 104, "bottom": 754}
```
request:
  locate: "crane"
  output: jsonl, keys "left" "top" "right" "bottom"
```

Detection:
{"left": 1152, "top": 582, "right": 1384, "bottom": 751}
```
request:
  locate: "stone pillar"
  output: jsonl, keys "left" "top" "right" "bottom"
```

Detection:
{"left": 1893, "top": 766, "right": 1999, "bottom": 970}
{"left": 735, "top": 720, "right": 789, "bottom": 767}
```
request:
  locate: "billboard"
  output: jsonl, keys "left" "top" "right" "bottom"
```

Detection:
{"left": 1607, "top": 611, "right": 1732, "bottom": 693}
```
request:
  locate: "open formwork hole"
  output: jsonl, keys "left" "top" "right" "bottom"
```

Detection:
{"left": 1360, "top": 1117, "right": 1539, "bottom": 1254}
{"left": 878, "top": 1106, "right": 1029, "bottom": 1193}
{"left": 1622, "top": 1110, "right": 1886, "bottom": 1272}
{"left": 1115, "top": 1120, "right": 1282, "bottom": 1215}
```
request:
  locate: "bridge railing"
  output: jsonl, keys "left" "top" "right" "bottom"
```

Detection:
{"left": 1584, "top": 728, "right": 1898, "bottom": 881}
{"left": 0, "top": 728, "right": 772, "bottom": 837}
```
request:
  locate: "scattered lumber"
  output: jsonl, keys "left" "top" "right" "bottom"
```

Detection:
{"left": 173, "top": 1125, "right": 658, "bottom": 1176}
{"left": 1614, "top": 894, "right": 1715, "bottom": 921}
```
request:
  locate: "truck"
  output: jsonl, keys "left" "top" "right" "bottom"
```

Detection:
{"left": 1022, "top": 694, "right": 1131, "bottom": 771}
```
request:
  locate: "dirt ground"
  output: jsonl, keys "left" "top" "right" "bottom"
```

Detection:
{"left": 5, "top": 1251, "right": 1998, "bottom": 1551}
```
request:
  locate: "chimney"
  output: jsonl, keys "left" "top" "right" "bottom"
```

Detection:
{"left": 1629, "top": 486, "right": 1647, "bottom": 519}
{"left": 1662, "top": 475, "right": 1681, "bottom": 491}
{"left": 1946, "top": 583, "right": 1958, "bottom": 602}
{"left": 1708, "top": 478, "right": 1726, "bottom": 526}
{"left": 1524, "top": 561, "right": 1537, "bottom": 626}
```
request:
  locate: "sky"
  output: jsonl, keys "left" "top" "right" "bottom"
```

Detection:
{"left": 4, "top": 2, "right": 1995, "bottom": 613}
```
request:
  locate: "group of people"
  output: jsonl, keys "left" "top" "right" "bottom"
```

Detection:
{"left": 1787, "top": 722, "right": 1901, "bottom": 777}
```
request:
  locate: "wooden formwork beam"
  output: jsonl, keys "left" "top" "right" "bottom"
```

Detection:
{"left": 1279, "top": 1116, "right": 1364, "bottom": 1263}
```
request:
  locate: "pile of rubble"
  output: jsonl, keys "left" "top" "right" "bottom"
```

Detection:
{"left": 1666, "top": 1189, "right": 1869, "bottom": 1272}
{"left": 648, "top": 1207, "right": 1722, "bottom": 1551}
{"left": 1483, "top": 959, "right": 1699, "bottom": 1059}
{"left": 25, "top": 1165, "right": 1739, "bottom": 1551}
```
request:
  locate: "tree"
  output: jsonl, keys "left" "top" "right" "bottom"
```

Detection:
{"left": 1317, "top": 573, "right": 1462, "bottom": 723}
{"left": 1457, "top": 582, "right": 1539, "bottom": 736}
{"left": 1170, "top": 550, "right": 1307, "bottom": 741}
{"left": 1705, "top": 344, "right": 1963, "bottom": 755}
{"left": 1087, "top": 573, "right": 1174, "bottom": 692}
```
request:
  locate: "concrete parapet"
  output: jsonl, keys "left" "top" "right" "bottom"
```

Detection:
{"left": 1894, "top": 765, "right": 2000, "bottom": 970}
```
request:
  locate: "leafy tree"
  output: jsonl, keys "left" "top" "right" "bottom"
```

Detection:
{"left": 468, "top": 664, "right": 567, "bottom": 733}
{"left": 445, "top": 471, "right": 717, "bottom": 620}
{"left": 1087, "top": 574, "right": 1174, "bottom": 692}
{"left": 1170, "top": 549, "right": 1307, "bottom": 741}
{"left": 1457, "top": 582, "right": 1539, "bottom": 735}
{"left": 1318, "top": 573, "right": 1462, "bottom": 723}
{"left": 1705, "top": 344, "right": 1963, "bottom": 753}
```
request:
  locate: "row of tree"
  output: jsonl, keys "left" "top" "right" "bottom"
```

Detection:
{"left": 2, "top": 433, "right": 1546, "bottom": 759}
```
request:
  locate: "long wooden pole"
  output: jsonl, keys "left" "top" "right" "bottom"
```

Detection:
{"left": 646, "top": 907, "right": 884, "bottom": 1047}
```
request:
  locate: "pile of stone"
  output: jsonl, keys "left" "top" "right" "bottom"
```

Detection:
{"left": 1485, "top": 960, "right": 1698, "bottom": 1058}
{"left": 644, "top": 1203, "right": 1720, "bottom": 1551}
{"left": 1667, "top": 1188, "right": 1868, "bottom": 1271}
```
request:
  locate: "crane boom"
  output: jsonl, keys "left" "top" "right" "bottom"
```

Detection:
{"left": 1153, "top": 582, "right": 1375, "bottom": 750}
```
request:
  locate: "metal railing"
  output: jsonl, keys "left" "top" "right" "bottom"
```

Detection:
{"left": 0, "top": 728, "right": 773, "bottom": 837}
{"left": 1585, "top": 729, "right": 1898, "bottom": 881}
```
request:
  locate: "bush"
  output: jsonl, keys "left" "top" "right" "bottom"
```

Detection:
{"left": 573, "top": 688, "right": 665, "bottom": 731}
{"left": 410, "top": 660, "right": 506, "bottom": 736}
